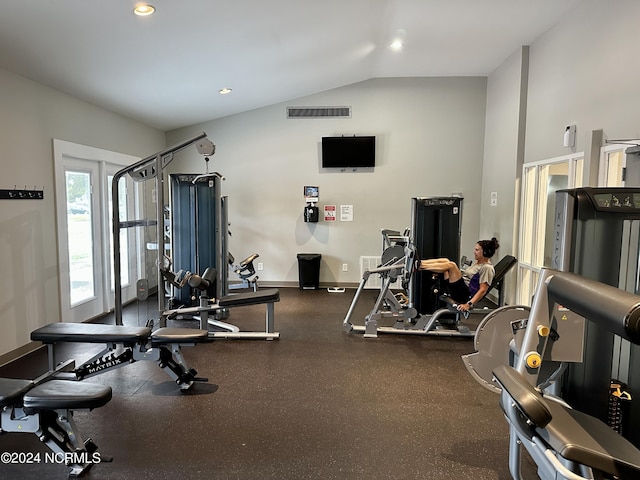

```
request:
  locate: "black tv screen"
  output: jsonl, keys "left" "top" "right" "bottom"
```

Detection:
{"left": 322, "top": 136, "right": 375, "bottom": 168}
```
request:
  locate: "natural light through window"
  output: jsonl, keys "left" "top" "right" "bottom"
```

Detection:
{"left": 65, "top": 171, "right": 94, "bottom": 305}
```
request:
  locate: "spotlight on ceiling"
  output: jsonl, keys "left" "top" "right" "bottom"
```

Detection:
{"left": 219, "top": 88, "right": 233, "bottom": 95}
{"left": 390, "top": 40, "right": 404, "bottom": 50}
{"left": 133, "top": 4, "right": 156, "bottom": 16}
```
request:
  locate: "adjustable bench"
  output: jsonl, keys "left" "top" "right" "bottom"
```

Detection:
{"left": 162, "top": 288, "right": 281, "bottom": 340}
{"left": 31, "top": 323, "right": 209, "bottom": 391}
{"left": 0, "top": 376, "right": 112, "bottom": 477}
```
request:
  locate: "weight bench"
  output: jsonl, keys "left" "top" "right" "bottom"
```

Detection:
{"left": 162, "top": 288, "right": 281, "bottom": 340}
{"left": 31, "top": 323, "right": 209, "bottom": 391}
{"left": 0, "top": 376, "right": 112, "bottom": 477}
{"left": 494, "top": 365, "right": 640, "bottom": 479}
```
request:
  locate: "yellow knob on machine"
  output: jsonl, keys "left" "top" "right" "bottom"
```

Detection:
{"left": 525, "top": 352, "right": 542, "bottom": 369}
{"left": 537, "top": 325, "right": 550, "bottom": 337}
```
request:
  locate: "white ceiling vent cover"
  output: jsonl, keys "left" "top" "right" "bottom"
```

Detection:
{"left": 287, "top": 106, "right": 351, "bottom": 119}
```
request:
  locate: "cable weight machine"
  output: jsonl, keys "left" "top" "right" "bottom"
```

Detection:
{"left": 111, "top": 132, "right": 216, "bottom": 326}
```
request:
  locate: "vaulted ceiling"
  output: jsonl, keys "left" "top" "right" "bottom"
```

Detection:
{"left": 0, "top": 0, "right": 583, "bottom": 130}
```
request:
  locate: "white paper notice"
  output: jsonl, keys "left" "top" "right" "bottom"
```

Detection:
{"left": 340, "top": 205, "right": 353, "bottom": 221}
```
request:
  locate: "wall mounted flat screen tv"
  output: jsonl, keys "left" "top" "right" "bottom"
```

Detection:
{"left": 321, "top": 136, "right": 375, "bottom": 168}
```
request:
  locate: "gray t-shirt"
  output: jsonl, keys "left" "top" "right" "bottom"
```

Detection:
{"left": 462, "top": 262, "right": 495, "bottom": 296}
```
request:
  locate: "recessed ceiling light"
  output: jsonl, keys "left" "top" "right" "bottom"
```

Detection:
{"left": 133, "top": 4, "right": 155, "bottom": 16}
{"left": 390, "top": 40, "right": 404, "bottom": 50}
{"left": 219, "top": 88, "right": 232, "bottom": 95}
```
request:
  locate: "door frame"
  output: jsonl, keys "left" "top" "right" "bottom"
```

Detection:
{"left": 53, "top": 139, "right": 140, "bottom": 322}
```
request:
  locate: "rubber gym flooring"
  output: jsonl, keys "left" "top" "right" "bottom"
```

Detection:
{"left": 0, "top": 287, "right": 537, "bottom": 479}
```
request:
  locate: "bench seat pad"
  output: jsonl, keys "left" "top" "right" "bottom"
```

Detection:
{"left": 31, "top": 323, "right": 151, "bottom": 344}
{"left": 494, "top": 365, "right": 640, "bottom": 478}
{"left": 151, "top": 327, "right": 209, "bottom": 345}
{"left": 23, "top": 380, "right": 112, "bottom": 411}
{"left": 219, "top": 288, "right": 280, "bottom": 307}
{"left": 0, "top": 378, "right": 34, "bottom": 408}
{"left": 539, "top": 399, "right": 640, "bottom": 478}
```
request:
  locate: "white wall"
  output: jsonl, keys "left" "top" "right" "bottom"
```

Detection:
{"left": 525, "top": 0, "right": 640, "bottom": 164}
{"left": 167, "top": 77, "right": 488, "bottom": 287}
{"left": 0, "top": 66, "right": 165, "bottom": 358}
{"left": 479, "top": 0, "right": 640, "bottom": 304}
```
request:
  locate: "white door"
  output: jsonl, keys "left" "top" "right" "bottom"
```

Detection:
{"left": 54, "top": 140, "right": 140, "bottom": 322}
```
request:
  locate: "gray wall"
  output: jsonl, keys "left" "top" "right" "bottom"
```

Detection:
{"left": 481, "top": 0, "right": 640, "bottom": 304}
{"left": 167, "top": 77, "right": 488, "bottom": 287}
{"left": 479, "top": 47, "right": 529, "bottom": 302}
{"left": 0, "top": 66, "right": 164, "bottom": 358}
{"left": 525, "top": 0, "right": 640, "bottom": 165}
{"left": 481, "top": 47, "right": 528, "bottom": 260}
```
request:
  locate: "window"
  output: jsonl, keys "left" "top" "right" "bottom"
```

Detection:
{"left": 65, "top": 169, "right": 95, "bottom": 306}
{"left": 53, "top": 140, "right": 141, "bottom": 322}
{"left": 599, "top": 144, "right": 627, "bottom": 187}
{"left": 517, "top": 154, "right": 584, "bottom": 305}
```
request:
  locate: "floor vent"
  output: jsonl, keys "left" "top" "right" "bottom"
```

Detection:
{"left": 360, "top": 256, "right": 381, "bottom": 289}
{"left": 286, "top": 106, "right": 351, "bottom": 119}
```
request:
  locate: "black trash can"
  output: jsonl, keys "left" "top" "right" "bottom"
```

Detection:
{"left": 297, "top": 253, "right": 321, "bottom": 290}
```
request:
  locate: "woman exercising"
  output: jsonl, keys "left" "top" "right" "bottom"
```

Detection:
{"left": 420, "top": 237, "right": 500, "bottom": 313}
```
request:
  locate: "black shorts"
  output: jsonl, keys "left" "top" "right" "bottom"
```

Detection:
{"left": 447, "top": 278, "right": 470, "bottom": 304}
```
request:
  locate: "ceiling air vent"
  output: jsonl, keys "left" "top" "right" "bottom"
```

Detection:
{"left": 286, "top": 106, "right": 351, "bottom": 119}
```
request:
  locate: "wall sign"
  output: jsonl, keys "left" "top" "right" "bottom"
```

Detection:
{"left": 324, "top": 205, "right": 336, "bottom": 222}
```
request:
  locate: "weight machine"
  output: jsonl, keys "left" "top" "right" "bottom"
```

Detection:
{"left": 464, "top": 268, "right": 640, "bottom": 479}
{"left": 343, "top": 229, "right": 419, "bottom": 337}
{"left": 343, "top": 228, "right": 487, "bottom": 337}
{"left": 228, "top": 252, "right": 260, "bottom": 291}
{"left": 553, "top": 187, "right": 640, "bottom": 443}
{"left": 461, "top": 187, "right": 640, "bottom": 477}
{"left": 344, "top": 195, "right": 514, "bottom": 337}
{"left": 112, "top": 132, "right": 215, "bottom": 325}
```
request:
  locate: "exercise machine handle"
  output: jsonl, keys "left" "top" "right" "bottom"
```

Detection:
{"left": 546, "top": 270, "right": 640, "bottom": 344}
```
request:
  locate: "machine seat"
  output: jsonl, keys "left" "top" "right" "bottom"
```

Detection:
{"left": 543, "top": 402, "right": 640, "bottom": 477}
{"left": 23, "top": 379, "right": 112, "bottom": 413}
{"left": 439, "top": 254, "right": 518, "bottom": 310}
{"left": 219, "top": 288, "right": 280, "bottom": 307}
{"left": 151, "top": 327, "right": 209, "bottom": 345}
{"left": 494, "top": 365, "right": 640, "bottom": 478}
{"left": 31, "top": 323, "right": 151, "bottom": 345}
{"left": 0, "top": 378, "right": 34, "bottom": 407}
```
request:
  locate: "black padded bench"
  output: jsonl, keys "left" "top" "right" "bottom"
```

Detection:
{"left": 0, "top": 377, "right": 111, "bottom": 477}
{"left": 218, "top": 287, "right": 280, "bottom": 308}
{"left": 215, "top": 288, "right": 280, "bottom": 339}
{"left": 31, "top": 323, "right": 209, "bottom": 391}
{"left": 494, "top": 365, "right": 640, "bottom": 479}
{"left": 162, "top": 288, "right": 281, "bottom": 339}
